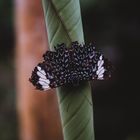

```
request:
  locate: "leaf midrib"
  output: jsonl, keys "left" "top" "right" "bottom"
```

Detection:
{"left": 49, "top": 0, "right": 73, "bottom": 43}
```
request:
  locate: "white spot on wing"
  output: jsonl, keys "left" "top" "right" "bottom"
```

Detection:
{"left": 42, "top": 85, "right": 50, "bottom": 90}
{"left": 98, "top": 69, "right": 105, "bottom": 76}
{"left": 98, "top": 60, "right": 104, "bottom": 69}
{"left": 99, "top": 55, "right": 103, "bottom": 60}
{"left": 37, "top": 66, "right": 46, "bottom": 75}
{"left": 96, "top": 67, "right": 104, "bottom": 75}
{"left": 37, "top": 66, "right": 41, "bottom": 71}
{"left": 98, "top": 75, "right": 104, "bottom": 80}
{"left": 40, "top": 70, "right": 46, "bottom": 75}
{"left": 39, "top": 81, "right": 48, "bottom": 86}
{"left": 98, "top": 74, "right": 103, "bottom": 78}
{"left": 97, "top": 60, "right": 101, "bottom": 67}
{"left": 96, "top": 55, "right": 105, "bottom": 80}
{"left": 37, "top": 71, "right": 46, "bottom": 79}
{"left": 39, "top": 78, "right": 50, "bottom": 84}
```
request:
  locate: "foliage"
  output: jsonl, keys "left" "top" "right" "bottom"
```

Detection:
{"left": 42, "top": 0, "right": 94, "bottom": 140}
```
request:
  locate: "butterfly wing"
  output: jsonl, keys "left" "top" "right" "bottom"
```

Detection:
{"left": 29, "top": 42, "right": 113, "bottom": 91}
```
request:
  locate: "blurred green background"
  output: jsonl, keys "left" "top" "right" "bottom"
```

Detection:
{"left": 0, "top": 0, "right": 140, "bottom": 140}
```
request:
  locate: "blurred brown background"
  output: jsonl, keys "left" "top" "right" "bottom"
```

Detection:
{"left": 0, "top": 0, "right": 140, "bottom": 140}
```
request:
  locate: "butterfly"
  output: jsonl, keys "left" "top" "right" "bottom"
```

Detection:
{"left": 29, "top": 41, "right": 112, "bottom": 91}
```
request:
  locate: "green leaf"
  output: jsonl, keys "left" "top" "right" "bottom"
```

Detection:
{"left": 42, "top": 0, "right": 95, "bottom": 140}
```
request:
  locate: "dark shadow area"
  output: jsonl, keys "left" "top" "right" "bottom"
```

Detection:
{"left": 81, "top": 0, "right": 140, "bottom": 139}
{"left": 0, "top": 1, "right": 18, "bottom": 140}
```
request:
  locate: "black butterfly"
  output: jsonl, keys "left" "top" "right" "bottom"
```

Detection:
{"left": 29, "top": 42, "right": 112, "bottom": 91}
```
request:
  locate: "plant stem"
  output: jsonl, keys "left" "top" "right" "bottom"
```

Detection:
{"left": 42, "top": 0, "right": 95, "bottom": 139}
